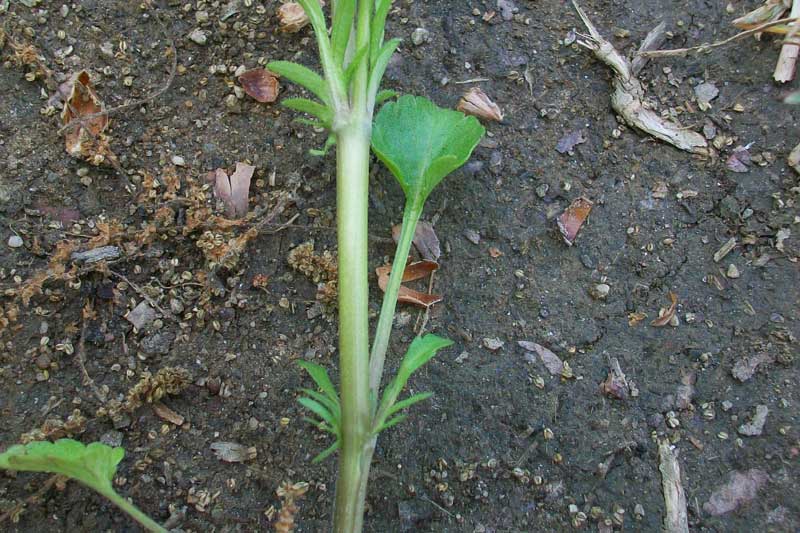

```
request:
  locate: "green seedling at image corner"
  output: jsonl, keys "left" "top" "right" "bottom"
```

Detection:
{"left": 0, "top": 439, "right": 168, "bottom": 533}
{"left": 267, "top": 0, "right": 485, "bottom": 531}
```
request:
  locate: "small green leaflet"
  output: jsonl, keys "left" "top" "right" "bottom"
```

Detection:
{"left": 297, "top": 360, "right": 342, "bottom": 463}
{"left": 373, "top": 334, "right": 453, "bottom": 435}
{"left": 371, "top": 95, "right": 485, "bottom": 210}
{"left": 0, "top": 439, "right": 123, "bottom": 493}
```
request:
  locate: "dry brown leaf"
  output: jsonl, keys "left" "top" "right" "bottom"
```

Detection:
{"left": 651, "top": 291, "right": 678, "bottom": 327}
{"left": 628, "top": 311, "right": 648, "bottom": 326}
{"left": 212, "top": 162, "right": 254, "bottom": 218}
{"left": 238, "top": 68, "right": 279, "bottom": 103}
{"left": 152, "top": 401, "right": 185, "bottom": 426}
{"left": 376, "top": 261, "right": 442, "bottom": 308}
{"left": 557, "top": 197, "right": 593, "bottom": 246}
{"left": 61, "top": 70, "right": 110, "bottom": 161}
{"left": 488, "top": 246, "right": 503, "bottom": 258}
{"left": 457, "top": 87, "right": 504, "bottom": 122}
{"left": 391, "top": 221, "right": 441, "bottom": 261}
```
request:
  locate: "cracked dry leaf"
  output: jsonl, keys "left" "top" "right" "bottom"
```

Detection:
{"left": 61, "top": 70, "right": 111, "bottom": 163}
{"left": 212, "top": 162, "right": 254, "bottom": 218}
{"left": 376, "top": 260, "right": 442, "bottom": 308}
{"left": 557, "top": 197, "right": 593, "bottom": 246}
{"left": 392, "top": 221, "right": 441, "bottom": 262}
{"left": 238, "top": 68, "right": 279, "bottom": 103}
{"left": 457, "top": 87, "right": 504, "bottom": 122}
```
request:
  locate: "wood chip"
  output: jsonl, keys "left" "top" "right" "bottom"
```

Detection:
{"left": 651, "top": 291, "right": 678, "bottom": 327}
{"left": 152, "top": 401, "right": 185, "bottom": 426}
{"left": 713, "top": 237, "right": 736, "bottom": 263}
{"left": 658, "top": 441, "right": 689, "bottom": 533}
{"left": 210, "top": 441, "right": 257, "bottom": 463}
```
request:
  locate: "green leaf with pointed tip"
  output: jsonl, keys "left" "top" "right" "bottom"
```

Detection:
{"left": 343, "top": 45, "right": 369, "bottom": 88}
{"left": 297, "top": 360, "right": 338, "bottom": 402}
{"left": 376, "top": 414, "right": 407, "bottom": 433}
{"left": 371, "top": 95, "right": 485, "bottom": 209}
{"left": 301, "top": 388, "right": 341, "bottom": 421}
{"left": 373, "top": 334, "right": 453, "bottom": 434}
{"left": 298, "top": 397, "right": 339, "bottom": 432}
{"left": 282, "top": 98, "right": 333, "bottom": 126}
{"left": 331, "top": 0, "right": 355, "bottom": 65}
{"left": 385, "top": 391, "right": 433, "bottom": 418}
{"left": 312, "top": 439, "right": 340, "bottom": 463}
{"left": 267, "top": 61, "right": 329, "bottom": 105}
{"left": 366, "top": 38, "right": 400, "bottom": 112}
{"left": 0, "top": 439, "right": 123, "bottom": 493}
{"left": 371, "top": 0, "right": 393, "bottom": 66}
{"left": 375, "top": 89, "right": 398, "bottom": 105}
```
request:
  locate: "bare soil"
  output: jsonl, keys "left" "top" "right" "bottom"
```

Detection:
{"left": 0, "top": 1, "right": 798, "bottom": 532}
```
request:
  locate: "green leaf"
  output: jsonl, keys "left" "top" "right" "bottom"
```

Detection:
{"left": 785, "top": 91, "right": 800, "bottom": 105}
{"left": 282, "top": 97, "right": 333, "bottom": 126}
{"left": 371, "top": 0, "right": 393, "bottom": 66}
{"left": 267, "top": 60, "right": 330, "bottom": 104}
{"left": 375, "top": 89, "right": 398, "bottom": 104}
{"left": 301, "top": 388, "right": 341, "bottom": 421}
{"left": 343, "top": 45, "right": 369, "bottom": 88}
{"left": 298, "top": 397, "right": 339, "bottom": 431}
{"left": 376, "top": 414, "right": 407, "bottom": 433}
{"left": 371, "top": 95, "right": 485, "bottom": 209}
{"left": 374, "top": 334, "right": 452, "bottom": 433}
{"left": 309, "top": 134, "right": 336, "bottom": 156}
{"left": 0, "top": 439, "right": 123, "bottom": 493}
{"left": 331, "top": 0, "right": 356, "bottom": 66}
{"left": 366, "top": 38, "right": 400, "bottom": 112}
{"left": 297, "top": 360, "right": 338, "bottom": 402}
{"left": 311, "top": 439, "right": 340, "bottom": 463}
{"left": 385, "top": 391, "right": 433, "bottom": 418}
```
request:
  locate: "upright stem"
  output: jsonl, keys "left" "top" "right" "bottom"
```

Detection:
{"left": 333, "top": 124, "right": 372, "bottom": 533}
{"left": 368, "top": 205, "right": 422, "bottom": 397}
{"left": 97, "top": 487, "right": 168, "bottom": 533}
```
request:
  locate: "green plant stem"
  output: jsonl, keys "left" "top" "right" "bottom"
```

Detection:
{"left": 333, "top": 124, "right": 372, "bottom": 533}
{"left": 97, "top": 486, "right": 168, "bottom": 533}
{"left": 368, "top": 205, "right": 422, "bottom": 396}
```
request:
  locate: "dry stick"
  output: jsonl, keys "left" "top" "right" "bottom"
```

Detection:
{"left": 76, "top": 315, "right": 107, "bottom": 404}
{"left": 0, "top": 474, "right": 63, "bottom": 524}
{"left": 108, "top": 269, "right": 174, "bottom": 321}
{"left": 658, "top": 441, "right": 689, "bottom": 533}
{"left": 774, "top": 1, "right": 800, "bottom": 82}
{"left": 638, "top": 16, "right": 800, "bottom": 58}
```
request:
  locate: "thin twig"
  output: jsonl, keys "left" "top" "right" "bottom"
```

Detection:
{"left": 638, "top": 16, "right": 800, "bottom": 58}
{"left": 108, "top": 269, "right": 174, "bottom": 321}
{"left": 774, "top": 1, "right": 800, "bottom": 82}
{"left": 0, "top": 475, "right": 63, "bottom": 524}
{"left": 77, "top": 309, "right": 107, "bottom": 404}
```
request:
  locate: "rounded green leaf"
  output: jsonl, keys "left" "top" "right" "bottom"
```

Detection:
{"left": 371, "top": 95, "right": 485, "bottom": 208}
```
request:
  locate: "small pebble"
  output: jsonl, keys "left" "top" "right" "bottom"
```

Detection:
{"left": 196, "top": 10, "right": 209, "bottom": 23}
{"left": 590, "top": 283, "right": 610, "bottom": 300}
{"left": 411, "top": 27, "right": 430, "bottom": 46}
{"left": 8, "top": 235, "right": 23, "bottom": 248}
{"left": 34, "top": 353, "right": 51, "bottom": 370}
{"left": 726, "top": 264, "right": 740, "bottom": 279}
{"left": 188, "top": 28, "right": 208, "bottom": 45}
{"left": 171, "top": 155, "right": 186, "bottom": 167}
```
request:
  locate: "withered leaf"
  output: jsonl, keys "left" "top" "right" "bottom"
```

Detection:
{"left": 557, "top": 197, "right": 593, "bottom": 246}
{"left": 61, "top": 70, "right": 109, "bottom": 160}
{"left": 731, "top": 352, "right": 774, "bottom": 382}
{"left": 238, "top": 68, "right": 279, "bottom": 103}
{"left": 518, "top": 341, "right": 562, "bottom": 376}
{"left": 212, "top": 162, "right": 254, "bottom": 218}
{"left": 456, "top": 87, "right": 504, "bottom": 122}
{"left": 376, "top": 261, "right": 442, "bottom": 308}
{"left": 210, "top": 441, "right": 257, "bottom": 463}
{"left": 555, "top": 129, "right": 587, "bottom": 154}
{"left": 391, "top": 221, "right": 441, "bottom": 261}
{"left": 651, "top": 291, "right": 678, "bottom": 327}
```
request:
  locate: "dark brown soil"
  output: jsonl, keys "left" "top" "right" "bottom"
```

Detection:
{"left": 1, "top": 1, "right": 798, "bottom": 532}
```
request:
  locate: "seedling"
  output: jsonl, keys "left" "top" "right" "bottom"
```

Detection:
{"left": 268, "top": 1, "right": 484, "bottom": 531}
{"left": 0, "top": 439, "right": 167, "bottom": 533}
